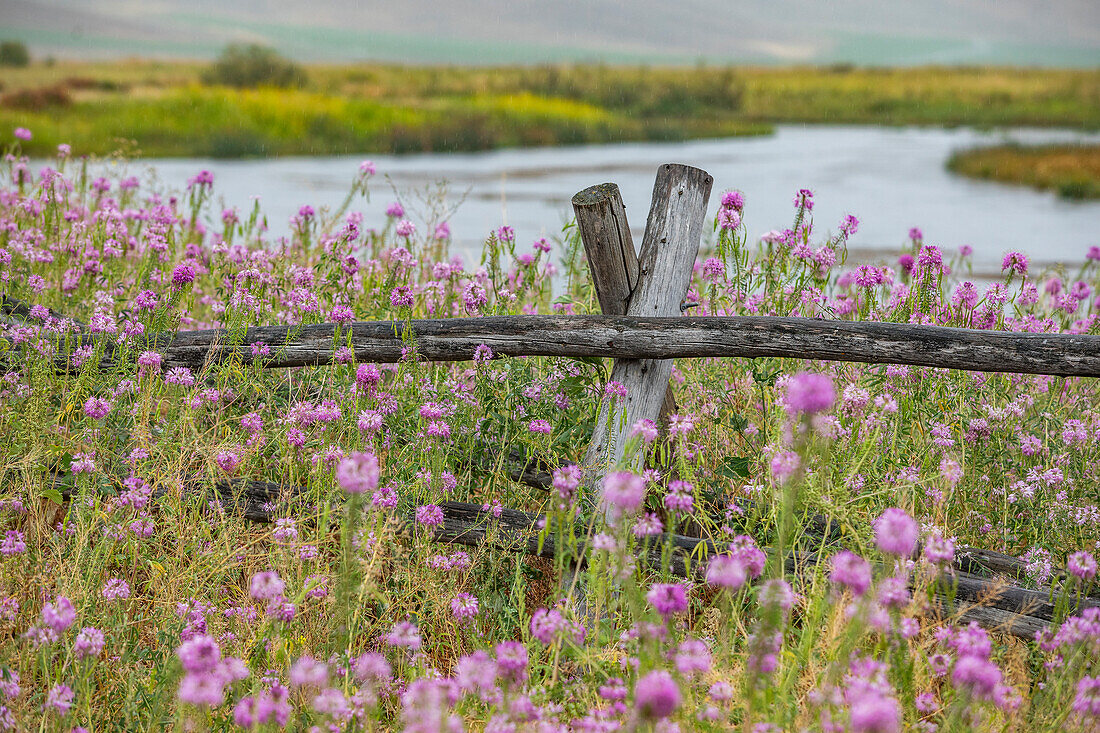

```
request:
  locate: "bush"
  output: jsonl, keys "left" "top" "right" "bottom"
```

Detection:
{"left": 0, "top": 40, "right": 30, "bottom": 67}
{"left": 1057, "top": 178, "right": 1099, "bottom": 200}
{"left": 201, "top": 44, "right": 306, "bottom": 89}
{"left": 0, "top": 84, "right": 71, "bottom": 111}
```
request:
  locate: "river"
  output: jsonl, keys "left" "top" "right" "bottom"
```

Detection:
{"left": 118, "top": 125, "right": 1100, "bottom": 274}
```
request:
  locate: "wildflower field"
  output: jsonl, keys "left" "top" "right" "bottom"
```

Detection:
{"left": 0, "top": 128, "right": 1099, "bottom": 731}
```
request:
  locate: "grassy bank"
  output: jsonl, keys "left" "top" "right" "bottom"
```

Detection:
{"left": 1, "top": 61, "right": 1097, "bottom": 157}
{"left": 948, "top": 143, "right": 1100, "bottom": 200}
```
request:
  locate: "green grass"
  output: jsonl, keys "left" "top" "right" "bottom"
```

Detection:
{"left": 947, "top": 143, "right": 1100, "bottom": 199}
{"left": 1, "top": 61, "right": 1097, "bottom": 157}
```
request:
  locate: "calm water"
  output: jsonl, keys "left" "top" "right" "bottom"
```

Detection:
{"left": 122, "top": 125, "right": 1100, "bottom": 273}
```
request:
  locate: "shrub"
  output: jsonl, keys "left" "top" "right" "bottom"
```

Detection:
{"left": 201, "top": 43, "right": 306, "bottom": 89}
{"left": 0, "top": 84, "right": 71, "bottom": 111}
{"left": 0, "top": 40, "right": 30, "bottom": 67}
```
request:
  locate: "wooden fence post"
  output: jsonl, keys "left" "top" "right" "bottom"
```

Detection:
{"left": 582, "top": 164, "right": 712, "bottom": 477}
{"left": 562, "top": 164, "right": 712, "bottom": 612}
{"left": 571, "top": 183, "right": 678, "bottom": 433}
{"left": 571, "top": 183, "right": 638, "bottom": 317}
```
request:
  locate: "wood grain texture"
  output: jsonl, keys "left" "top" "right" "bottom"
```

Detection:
{"left": 585, "top": 164, "right": 714, "bottom": 475}
{"left": 573, "top": 181, "right": 680, "bottom": 428}
{"left": 46, "top": 315, "right": 1100, "bottom": 377}
{"left": 572, "top": 182, "right": 639, "bottom": 317}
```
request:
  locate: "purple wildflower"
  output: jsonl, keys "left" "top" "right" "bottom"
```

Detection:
{"left": 249, "top": 571, "right": 285, "bottom": 601}
{"left": 177, "top": 674, "right": 224, "bottom": 707}
{"left": 215, "top": 450, "right": 240, "bottom": 475}
{"left": 706, "top": 554, "right": 747, "bottom": 590}
{"left": 495, "top": 641, "right": 528, "bottom": 685}
{"left": 830, "top": 550, "right": 872, "bottom": 596}
{"left": 873, "top": 508, "right": 918, "bottom": 557}
{"left": 42, "top": 596, "right": 76, "bottom": 634}
{"left": 601, "top": 471, "right": 646, "bottom": 521}
{"left": 646, "top": 583, "right": 688, "bottom": 618}
{"left": 785, "top": 371, "right": 835, "bottom": 417}
{"left": 101, "top": 579, "right": 130, "bottom": 601}
{"left": 848, "top": 692, "right": 901, "bottom": 733}
{"left": 675, "top": 638, "right": 712, "bottom": 676}
{"left": 389, "top": 286, "right": 414, "bottom": 308}
{"left": 721, "top": 190, "right": 745, "bottom": 211}
{"left": 83, "top": 396, "right": 112, "bottom": 420}
{"left": 73, "top": 627, "right": 105, "bottom": 659}
{"left": 634, "top": 670, "right": 681, "bottom": 720}
{"left": 335, "top": 451, "right": 380, "bottom": 494}
{"left": 385, "top": 620, "right": 421, "bottom": 651}
{"left": 718, "top": 207, "right": 741, "bottom": 231}
{"left": 729, "top": 535, "right": 768, "bottom": 579}
{"left": 450, "top": 593, "right": 479, "bottom": 622}
{"left": 289, "top": 656, "right": 329, "bottom": 688}
{"left": 1001, "top": 251, "right": 1029, "bottom": 276}
{"left": 171, "top": 263, "right": 196, "bottom": 287}
{"left": 1068, "top": 551, "right": 1097, "bottom": 582}
{"left": 952, "top": 654, "right": 1002, "bottom": 701}
{"left": 770, "top": 451, "right": 801, "bottom": 483}
{"left": 0, "top": 531, "right": 25, "bottom": 556}
{"left": 923, "top": 533, "right": 955, "bottom": 566}
{"left": 45, "top": 684, "right": 73, "bottom": 715}
{"left": 529, "top": 608, "right": 564, "bottom": 645}
{"left": 631, "top": 418, "right": 659, "bottom": 443}
{"left": 415, "top": 504, "right": 444, "bottom": 527}
{"left": 1074, "top": 676, "right": 1100, "bottom": 718}
{"left": 551, "top": 464, "right": 581, "bottom": 506}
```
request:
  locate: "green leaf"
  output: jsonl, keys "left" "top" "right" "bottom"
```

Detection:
{"left": 570, "top": 356, "right": 604, "bottom": 369}
{"left": 42, "top": 488, "right": 64, "bottom": 505}
{"left": 717, "top": 456, "right": 751, "bottom": 479}
{"left": 751, "top": 366, "right": 780, "bottom": 386}
{"left": 54, "top": 451, "right": 74, "bottom": 472}
{"left": 724, "top": 413, "right": 749, "bottom": 432}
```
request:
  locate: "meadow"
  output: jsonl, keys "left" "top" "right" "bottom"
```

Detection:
{"left": 0, "top": 61, "right": 1097, "bottom": 157}
{"left": 0, "top": 127, "right": 1099, "bottom": 731}
{"left": 947, "top": 144, "right": 1100, "bottom": 200}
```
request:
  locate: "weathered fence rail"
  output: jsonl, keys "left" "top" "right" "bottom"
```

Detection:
{"left": 32, "top": 315, "right": 1100, "bottom": 377}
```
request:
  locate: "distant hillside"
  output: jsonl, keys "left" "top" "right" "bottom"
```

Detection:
{"left": 1, "top": 0, "right": 1098, "bottom": 66}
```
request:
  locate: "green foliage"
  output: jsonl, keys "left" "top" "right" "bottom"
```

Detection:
{"left": 4, "top": 60, "right": 1096, "bottom": 158}
{"left": 201, "top": 43, "right": 306, "bottom": 89}
{"left": 522, "top": 64, "right": 746, "bottom": 117}
{"left": 947, "top": 143, "right": 1100, "bottom": 200}
{"left": 0, "top": 40, "right": 30, "bottom": 67}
